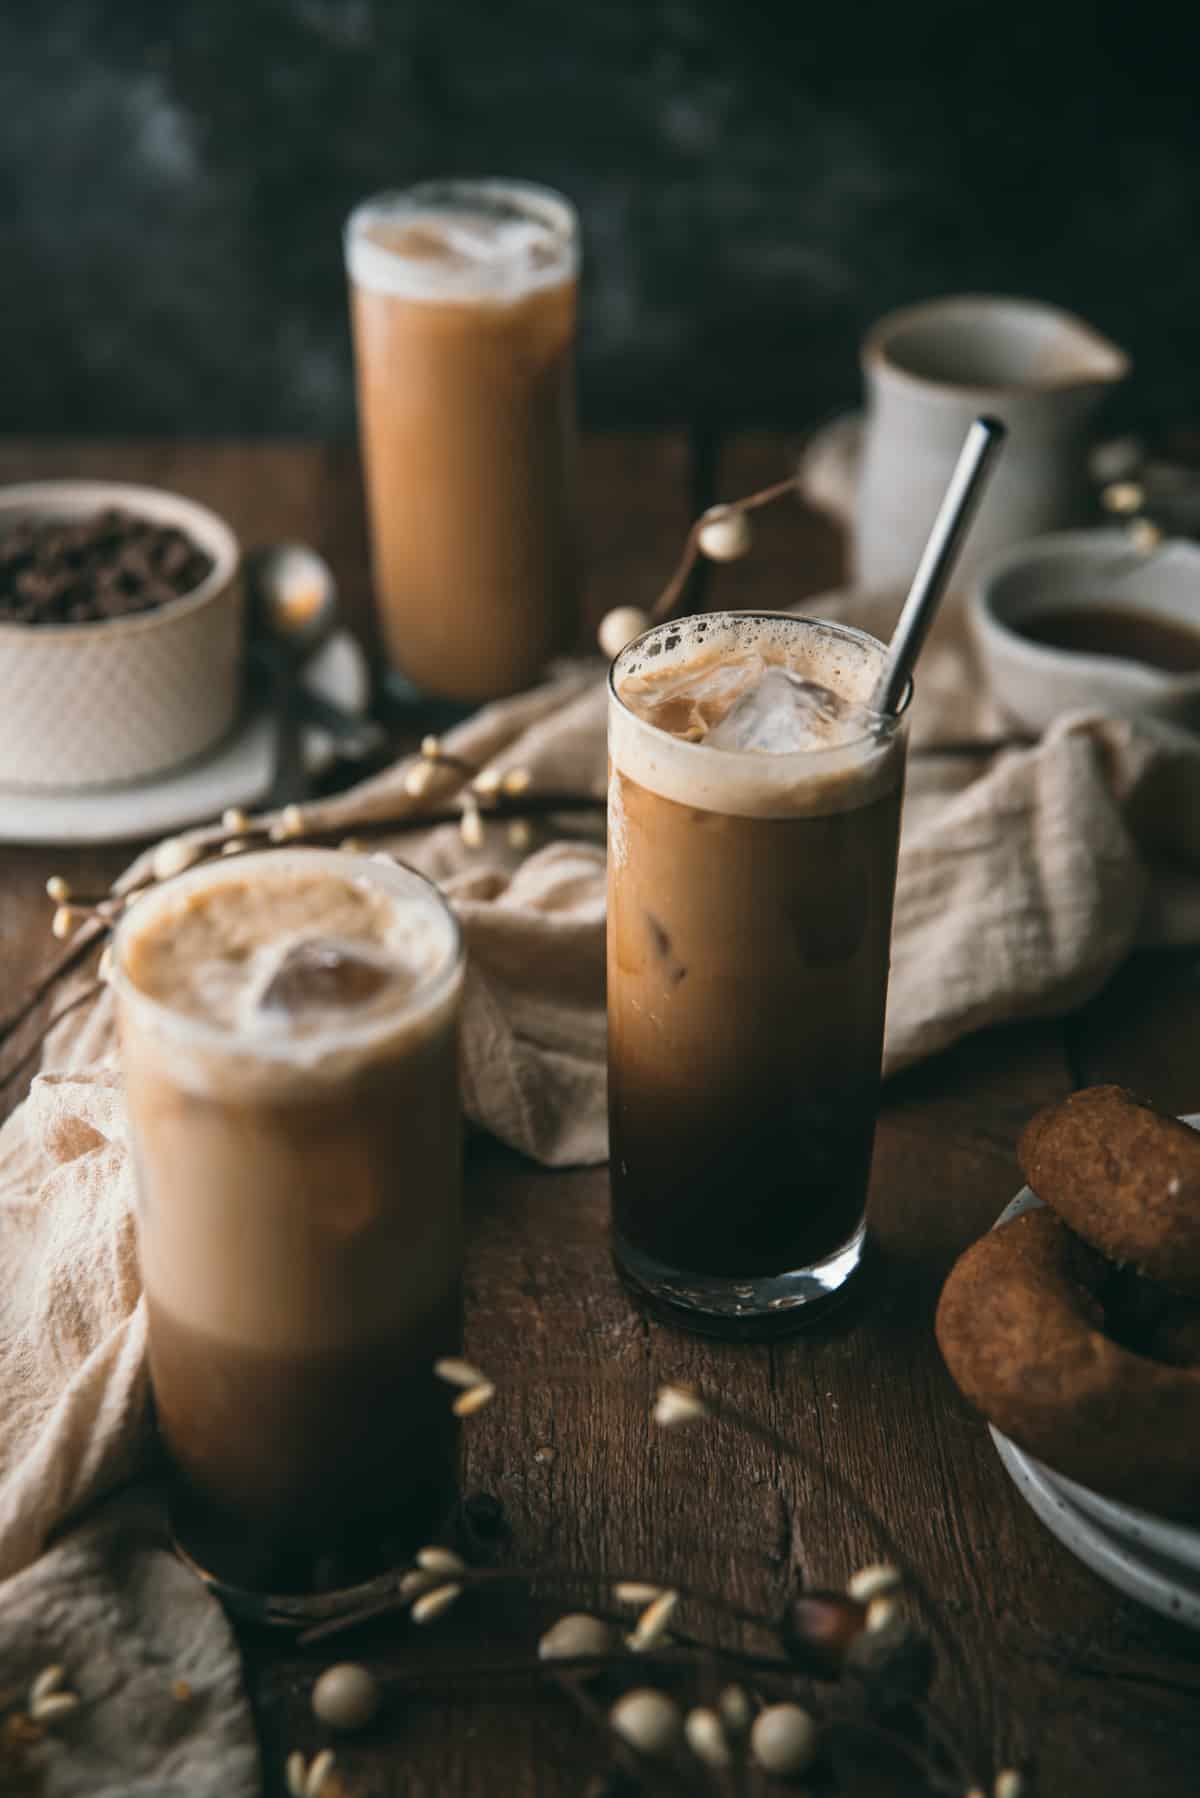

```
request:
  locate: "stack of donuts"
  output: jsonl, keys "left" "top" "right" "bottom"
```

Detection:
{"left": 937, "top": 1086, "right": 1200, "bottom": 1517}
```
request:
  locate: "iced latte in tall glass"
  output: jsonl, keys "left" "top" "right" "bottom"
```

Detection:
{"left": 114, "top": 848, "right": 464, "bottom": 1589}
{"left": 345, "top": 179, "right": 579, "bottom": 703}
{"left": 607, "top": 614, "right": 909, "bottom": 1334}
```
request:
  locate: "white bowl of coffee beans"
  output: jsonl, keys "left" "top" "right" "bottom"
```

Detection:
{"left": 0, "top": 480, "right": 243, "bottom": 790}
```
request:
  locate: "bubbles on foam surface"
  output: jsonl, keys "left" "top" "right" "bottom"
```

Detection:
{"left": 609, "top": 613, "right": 903, "bottom": 820}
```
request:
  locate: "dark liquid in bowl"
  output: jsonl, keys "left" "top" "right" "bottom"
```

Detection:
{"left": 1018, "top": 605, "right": 1200, "bottom": 674}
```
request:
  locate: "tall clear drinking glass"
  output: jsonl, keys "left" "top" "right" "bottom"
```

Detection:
{"left": 345, "top": 178, "right": 580, "bottom": 704}
{"left": 607, "top": 613, "right": 909, "bottom": 1335}
{"left": 114, "top": 848, "right": 465, "bottom": 1591}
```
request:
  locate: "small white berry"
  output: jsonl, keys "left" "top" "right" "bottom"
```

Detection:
{"left": 473, "top": 767, "right": 502, "bottom": 795}
{"left": 411, "top": 1582, "right": 461, "bottom": 1624}
{"left": 614, "top": 1582, "right": 663, "bottom": 1604}
{"left": 653, "top": 1384, "right": 707, "bottom": 1427}
{"left": 420, "top": 734, "right": 441, "bottom": 759}
{"left": 30, "top": 1690, "right": 81, "bottom": 1723}
{"left": 609, "top": 1688, "right": 682, "bottom": 1757}
{"left": 51, "top": 906, "right": 76, "bottom": 940}
{"left": 305, "top": 1748, "right": 336, "bottom": 1798}
{"left": 45, "top": 876, "right": 70, "bottom": 903}
{"left": 221, "top": 807, "right": 248, "bottom": 833}
{"left": 434, "top": 1357, "right": 490, "bottom": 1389}
{"left": 416, "top": 1546, "right": 466, "bottom": 1575}
{"left": 717, "top": 1683, "right": 752, "bottom": 1735}
{"left": 1101, "top": 480, "right": 1144, "bottom": 515}
{"left": 221, "top": 840, "right": 246, "bottom": 856}
{"left": 501, "top": 766, "right": 531, "bottom": 796}
{"left": 995, "top": 1772, "right": 1025, "bottom": 1798}
{"left": 1128, "top": 517, "right": 1162, "bottom": 553}
{"left": 685, "top": 1707, "right": 731, "bottom": 1768}
{"left": 750, "top": 1702, "right": 817, "bottom": 1776}
{"left": 847, "top": 1562, "right": 902, "bottom": 1603}
{"left": 29, "top": 1665, "right": 65, "bottom": 1707}
{"left": 453, "top": 1381, "right": 495, "bottom": 1417}
{"left": 866, "top": 1595, "right": 899, "bottom": 1632}
{"left": 404, "top": 760, "right": 435, "bottom": 797}
{"left": 538, "top": 1613, "right": 612, "bottom": 1662}
{"left": 507, "top": 819, "right": 532, "bottom": 851}
{"left": 279, "top": 804, "right": 306, "bottom": 839}
{"left": 398, "top": 1568, "right": 438, "bottom": 1601}
{"left": 597, "top": 605, "right": 651, "bottom": 659}
{"left": 151, "top": 836, "right": 202, "bottom": 881}
{"left": 312, "top": 1662, "right": 380, "bottom": 1732}
{"left": 459, "top": 804, "right": 485, "bottom": 850}
{"left": 627, "top": 1590, "right": 678, "bottom": 1652}
{"left": 697, "top": 505, "right": 753, "bottom": 562}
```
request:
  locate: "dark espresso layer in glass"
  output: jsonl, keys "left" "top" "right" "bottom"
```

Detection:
{"left": 608, "top": 769, "right": 903, "bottom": 1279}
{"left": 150, "top": 1286, "right": 460, "bottom": 1589}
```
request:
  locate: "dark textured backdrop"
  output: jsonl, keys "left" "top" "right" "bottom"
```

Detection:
{"left": 2, "top": 1, "right": 1196, "bottom": 434}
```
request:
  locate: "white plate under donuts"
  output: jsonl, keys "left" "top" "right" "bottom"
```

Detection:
{"left": 988, "top": 1118, "right": 1200, "bottom": 1628}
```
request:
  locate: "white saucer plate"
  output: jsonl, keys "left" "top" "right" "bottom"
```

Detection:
{"left": 989, "top": 1114, "right": 1200, "bottom": 1622}
{"left": 991, "top": 1428, "right": 1200, "bottom": 1628}
{"left": 0, "top": 631, "right": 369, "bottom": 846}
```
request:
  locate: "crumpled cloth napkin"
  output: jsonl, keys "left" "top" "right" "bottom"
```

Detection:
{"left": 4, "top": 591, "right": 1200, "bottom": 1789}
{"left": 0, "top": 1488, "right": 258, "bottom": 1796}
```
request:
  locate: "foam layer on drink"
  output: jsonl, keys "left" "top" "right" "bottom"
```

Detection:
{"left": 346, "top": 182, "right": 577, "bottom": 303}
{"left": 610, "top": 613, "right": 906, "bottom": 821}
{"left": 115, "top": 850, "right": 461, "bottom": 1095}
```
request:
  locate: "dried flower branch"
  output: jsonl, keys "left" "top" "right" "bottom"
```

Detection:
{"left": 594, "top": 471, "right": 803, "bottom": 660}
{"left": 292, "top": 1367, "right": 981, "bottom": 1797}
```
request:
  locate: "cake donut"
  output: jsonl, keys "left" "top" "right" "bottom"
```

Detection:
{"left": 1019, "top": 1085, "right": 1200, "bottom": 1297}
{"left": 936, "top": 1086, "right": 1200, "bottom": 1515}
{"left": 936, "top": 1208, "right": 1200, "bottom": 1514}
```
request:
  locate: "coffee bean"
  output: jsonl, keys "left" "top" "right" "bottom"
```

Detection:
{"left": 0, "top": 506, "right": 215, "bottom": 625}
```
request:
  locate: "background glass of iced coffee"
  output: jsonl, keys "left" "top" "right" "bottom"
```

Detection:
{"left": 113, "top": 848, "right": 464, "bottom": 1590}
{"left": 345, "top": 179, "right": 579, "bottom": 704}
{"left": 608, "top": 613, "right": 909, "bottom": 1333}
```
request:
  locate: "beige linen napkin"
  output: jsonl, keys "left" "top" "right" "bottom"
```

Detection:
{"left": 4, "top": 611, "right": 1200, "bottom": 1786}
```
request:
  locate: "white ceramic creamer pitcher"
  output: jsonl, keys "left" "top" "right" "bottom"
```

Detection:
{"left": 856, "top": 295, "right": 1130, "bottom": 592}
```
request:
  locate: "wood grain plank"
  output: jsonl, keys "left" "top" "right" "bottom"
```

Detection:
{"left": 1067, "top": 946, "right": 1200, "bottom": 1116}
{"left": 4, "top": 439, "right": 1200, "bottom": 1796}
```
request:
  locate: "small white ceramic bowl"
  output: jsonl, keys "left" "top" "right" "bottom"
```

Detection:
{"left": 0, "top": 480, "right": 243, "bottom": 791}
{"left": 968, "top": 528, "right": 1200, "bottom": 736}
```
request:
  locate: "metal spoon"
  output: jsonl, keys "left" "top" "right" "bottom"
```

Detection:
{"left": 245, "top": 544, "right": 383, "bottom": 804}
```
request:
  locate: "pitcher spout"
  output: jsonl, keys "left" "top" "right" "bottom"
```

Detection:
{"left": 863, "top": 294, "right": 1131, "bottom": 398}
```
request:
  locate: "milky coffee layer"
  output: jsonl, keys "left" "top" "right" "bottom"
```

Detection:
{"left": 610, "top": 613, "right": 905, "bottom": 821}
{"left": 116, "top": 850, "right": 462, "bottom": 1354}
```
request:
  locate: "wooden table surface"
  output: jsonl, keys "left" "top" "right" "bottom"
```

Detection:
{"left": 2, "top": 437, "right": 1199, "bottom": 1797}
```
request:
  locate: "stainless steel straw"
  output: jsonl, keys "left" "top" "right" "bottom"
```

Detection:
{"left": 871, "top": 415, "right": 1007, "bottom": 716}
